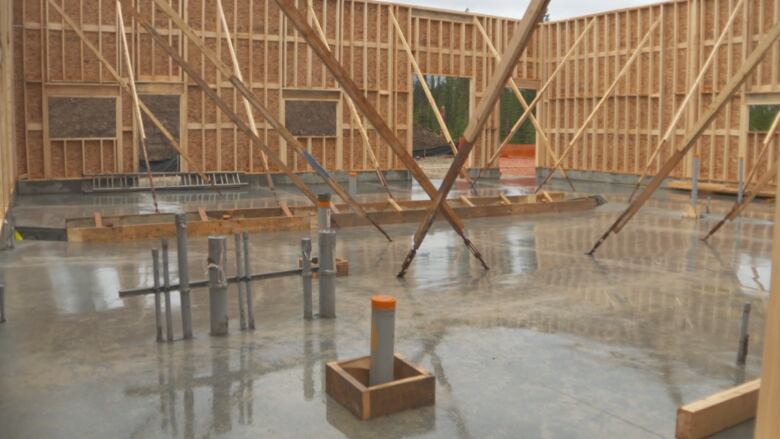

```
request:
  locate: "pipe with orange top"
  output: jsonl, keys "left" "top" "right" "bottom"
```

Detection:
{"left": 370, "top": 295, "right": 396, "bottom": 385}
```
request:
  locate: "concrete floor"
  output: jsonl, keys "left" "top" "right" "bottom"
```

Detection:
{"left": 0, "top": 177, "right": 771, "bottom": 438}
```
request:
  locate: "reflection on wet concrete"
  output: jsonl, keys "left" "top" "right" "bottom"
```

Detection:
{"left": 0, "top": 180, "right": 773, "bottom": 438}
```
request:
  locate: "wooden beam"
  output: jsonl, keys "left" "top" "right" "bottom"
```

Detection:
{"left": 588, "top": 19, "right": 780, "bottom": 254}
{"left": 398, "top": 0, "right": 550, "bottom": 276}
{"left": 471, "top": 17, "right": 575, "bottom": 191}
{"left": 197, "top": 207, "right": 209, "bottom": 222}
{"left": 144, "top": 1, "right": 391, "bottom": 241}
{"left": 215, "top": 0, "right": 275, "bottom": 192}
{"left": 272, "top": 0, "right": 486, "bottom": 269}
{"left": 631, "top": 0, "right": 746, "bottom": 200}
{"left": 756, "top": 151, "right": 780, "bottom": 439}
{"left": 306, "top": 5, "right": 393, "bottom": 199}
{"left": 472, "top": 18, "right": 595, "bottom": 187}
{"left": 117, "top": 1, "right": 159, "bottom": 213}
{"left": 45, "top": 0, "right": 210, "bottom": 184}
{"left": 675, "top": 379, "right": 759, "bottom": 439}
{"left": 537, "top": 16, "right": 662, "bottom": 192}
{"left": 389, "top": 10, "right": 471, "bottom": 183}
{"left": 459, "top": 195, "right": 475, "bottom": 207}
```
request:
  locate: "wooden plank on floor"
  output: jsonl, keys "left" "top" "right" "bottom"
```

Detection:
{"left": 675, "top": 379, "right": 760, "bottom": 439}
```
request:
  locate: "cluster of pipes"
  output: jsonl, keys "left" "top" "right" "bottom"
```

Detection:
{"left": 127, "top": 193, "right": 339, "bottom": 341}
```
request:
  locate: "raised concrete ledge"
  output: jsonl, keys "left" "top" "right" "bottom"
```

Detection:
{"left": 536, "top": 167, "right": 672, "bottom": 187}
{"left": 15, "top": 170, "right": 415, "bottom": 196}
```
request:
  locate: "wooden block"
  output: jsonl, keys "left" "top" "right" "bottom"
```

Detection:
{"left": 326, "top": 354, "right": 435, "bottom": 420}
{"left": 93, "top": 213, "right": 103, "bottom": 228}
{"left": 280, "top": 201, "right": 294, "bottom": 218}
{"left": 499, "top": 194, "right": 512, "bottom": 205}
{"left": 388, "top": 197, "right": 404, "bottom": 212}
{"left": 198, "top": 208, "right": 209, "bottom": 222}
{"left": 676, "top": 379, "right": 760, "bottom": 439}
{"left": 459, "top": 195, "right": 475, "bottom": 207}
{"left": 542, "top": 191, "right": 554, "bottom": 203}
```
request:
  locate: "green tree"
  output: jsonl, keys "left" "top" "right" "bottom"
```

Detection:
{"left": 499, "top": 88, "right": 537, "bottom": 144}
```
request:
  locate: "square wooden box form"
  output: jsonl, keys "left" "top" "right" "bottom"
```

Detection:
{"left": 325, "top": 354, "right": 435, "bottom": 420}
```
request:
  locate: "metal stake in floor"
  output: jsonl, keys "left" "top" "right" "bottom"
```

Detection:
{"left": 737, "top": 158, "right": 745, "bottom": 205}
{"left": 242, "top": 232, "right": 256, "bottom": 330}
{"left": 737, "top": 302, "right": 752, "bottom": 365}
{"left": 234, "top": 234, "right": 247, "bottom": 330}
{"left": 691, "top": 156, "right": 700, "bottom": 210}
{"left": 162, "top": 238, "right": 174, "bottom": 341}
{"left": 318, "top": 229, "right": 336, "bottom": 318}
{"left": 208, "top": 236, "right": 229, "bottom": 336}
{"left": 152, "top": 249, "right": 163, "bottom": 342}
{"left": 0, "top": 284, "right": 6, "bottom": 323}
{"left": 176, "top": 214, "right": 194, "bottom": 339}
{"left": 301, "top": 237, "right": 313, "bottom": 320}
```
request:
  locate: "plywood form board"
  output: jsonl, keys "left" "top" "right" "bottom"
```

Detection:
{"left": 14, "top": 0, "right": 539, "bottom": 180}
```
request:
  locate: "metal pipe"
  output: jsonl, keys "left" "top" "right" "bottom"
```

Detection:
{"left": 242, "top": 232, "right": 256, "bottom": 330}
{"left": 691, "top": 156, "right": 700, "bottom": 209}
{"left": 208, "top": 236, "right": 229, "bottom": 336}
{"left": 0, "top": 284, "right": 6, "bottom": 323}
{"left": 737, "top": 158, "right": 745, "bottom": 205}
{"left": 318, "top": 229, "right": 336, "bottom": 318}
{"left": 318, "top": 193, "right": 332, "bottom": 231}
{"left": 348, "top": 172, "right": 357, "bottom": 196}
{"left": 234, "top": 234, "right": 247, "bottom": 330}
{"left": 369, "top": 295, "right": 396, "bottom": 386}
{"left": 152, "top": 249, "right": 163, "bottom": 342}
{"left": 301, "top": 237, "right": 313, "bottom": 320}
{"left": 119, "top": 267, "right": 310, "bottom": 297}
{"left": 162, "top": 238, "right": 174, "bottom": 342}
{"left": 176, "top": 214, "right": 193, "bottom": 339}
{"left": 737, "top": 302, "right": 752, "bottom": 365}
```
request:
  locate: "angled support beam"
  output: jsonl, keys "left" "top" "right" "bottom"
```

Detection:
{"left": 588, "top": 19, "right": 780, "bottom": 255}
{"left": 389, "top": 10, "right": 472, "bottom": 183}
{"left": 147, "top": 0, "right": 391, "bottom": 241}
{"left": 630, "top": 0, "right": 746, "bottom": 200}
{"left": 216, "top": 0, "right": 276, "bottom": 195}
{"left": 117, "top": 1, "right": 159, "bottom": 212}
{"left": 537, "top": 16, "right": 662, "bottom": 193}
{"left": 477, "top": 18, "right": 595, "bottom": 186}
{"left": 46, "top": 0, "right": 211, "bottom": 185}
{"left": 273, "top": 0, "right": 487, "bottom": 270}
{"left": 471, "top": 16, "right": 575, "bottom": 192}
{"left": 306, "top": 5, "right": 394, "bottom": 199}
{"left": 398, "top": 0, "right": 550, "bottom": 276}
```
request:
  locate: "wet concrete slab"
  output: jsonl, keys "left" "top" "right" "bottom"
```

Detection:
{"left": 0, "top": 178, "right": 771, "bottom": 438}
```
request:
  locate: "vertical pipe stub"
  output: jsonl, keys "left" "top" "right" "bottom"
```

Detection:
{"left": 208, "top": 236, "right": 229, "bottom": 336}
{"left": 175, "top": 213, "right": 193, "bottom": 339}
{"left": 0, "top": 284, "right": 6, "bottom": 323}
{"left": 348, "top": 171, "right": 358, "bottom": 196}
{"left": 317, "top": 193, "right": 332, "bottom": 231}
{"left": 301, "top": 237, "right": 313, "bottom": 320}
{"left": 318, "top": 229, "right": 337, "bottom": 318}
{"left": 370, "top": 295, "right": 396, "bottom": 386}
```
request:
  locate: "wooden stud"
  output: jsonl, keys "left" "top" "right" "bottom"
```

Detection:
{"left": 676, "top": 379, "right": 760, "bottom": 439}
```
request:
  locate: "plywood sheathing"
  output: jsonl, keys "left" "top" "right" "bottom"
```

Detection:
{"left": 10, "top": 0, "right": 779, "bottom": 182}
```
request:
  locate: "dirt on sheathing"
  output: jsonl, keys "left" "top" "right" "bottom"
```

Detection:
{"left": 140, "top": 95, "right": 180, "bottom": 162}
{"left": 48, "top": 97, "right": 117, "bottom": 139}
